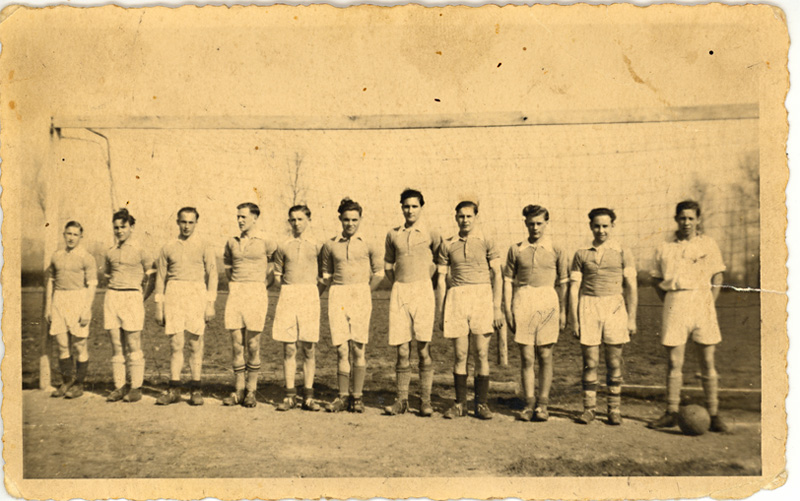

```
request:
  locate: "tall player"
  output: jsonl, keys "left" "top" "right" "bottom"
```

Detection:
{"left": 648, "top": 200, "right": 729, "bottom": 432}
{"left": 383, "top": 189, "right": 441, "bottom": 417}
{"left": 44, "top": 221, "right": 98, "bottom": 399}
{"left": 503, "top": 205, "right": 569, "bottom": 422}
{"left": 436, "top": 201, "right": 504, "bottom": 420}
{"left": 221, "top": 203, "right": 276, "bottom": 408}
{"left": 568, "top": 208, "right": 638, "bottom": 425}
{"left": 104, "top": 209, "right": 156, "bottom": 403}
{"left": 320, "top": 198, "right": 384, "bottom": 413}
{"left": 272, "top": 205, "right": 324, "bottom": 412}
{"left": 154, "top": 207, "right": 218, "bottom": 406}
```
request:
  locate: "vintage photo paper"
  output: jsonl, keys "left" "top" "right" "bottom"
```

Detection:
{"left": 0, "top": 3, "right": 788, "bottom": 500}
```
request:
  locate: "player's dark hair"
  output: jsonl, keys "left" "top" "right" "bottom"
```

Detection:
{"left": 177, "top": 206, "right": 200, "bottom": 220}
{"left": 288, "top": 204, "right": 312, "bottom": 218}
{"left": 237, "top": 202, "right": 260, "bottom": 217}
{"left": 112, "top": 208, "right": 136, "bottom": 226}
{"left": 400, "top": 188, "right": 425, "bottom": 207}
{"left": 588, "top": 207, "right": 616, "bottom": 223}
{"left": 338, "top": 197, "right": 363, "bottom": 216}
{"left": 675, "top": 200, "right": 701, "bottom": 218}
{"left": 64, "top": 221, "right": 84, "bottom": 234}
{"left": 522, "top": 204, "right": 549, "bottom": 221}
{"left": 455, "top": 200, "right": 479, "bottom": 215}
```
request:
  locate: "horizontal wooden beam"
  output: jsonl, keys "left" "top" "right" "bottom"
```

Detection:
{"left": 51, "top": 103, "right": 758, "bottom": 131}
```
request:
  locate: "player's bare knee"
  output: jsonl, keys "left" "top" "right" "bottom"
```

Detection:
{"left": 284, "top": 342, "right": 297, "bottom": 359}
{"left": 301, "top": 342, "right": 315, "bottom": 359}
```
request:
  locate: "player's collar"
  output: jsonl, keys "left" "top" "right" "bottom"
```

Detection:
{"left": 290, "top": 232, "right": 315, "bottom": 243}
{"left": 398, "top": 222, "right": 426, "bottom": 234}
{"left": 586, "top": 239, "right": 621, "bottom": 252}
{"left": 520, "top": 236, "right": 553, "bottom": 251}
{"left": 236, "top": 231, "right": 261, "bottom": 241}
{"left": 336, "top": 233, "right": 364, "bottom": 243}
{"left": 671, "top": 231, "right": 702, "bottom": 243}
{"left": 113, "top": 239, "right": 132, "bottom": 250}
{"left": 453, "top": 229, "right": 484, "bottom": 242}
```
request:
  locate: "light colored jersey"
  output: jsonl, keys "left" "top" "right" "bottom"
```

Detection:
{"left": 503, "top": 237, "right": 569, "bottom": 288}
{"left": 321, "top": 234, "right": 382, "bottom": 285}
{"left": 570, "top": 240, "right": 635, "bottom": 297}
{"left": 105, "top": 240, "right": 152, "bottom": 290}
{"left": 651, "top": 233, "right": 725, "bottom": 291}
{"left": 272, "top": 235, "right": 320, "bottom": 285}
{"left": 157, "top": 235, "right": 216, "bottom": 283}
{"left": 384, "top": 224, "right": 440, "bottom": 283}
{"left": 223, "top": 234, "right": 276, "bottom": 283}
{"left": 437, "top": 231, "right": 500, "bottom": 287}
{"left": 48, "top": 247, "right": 98, "bottom": 290}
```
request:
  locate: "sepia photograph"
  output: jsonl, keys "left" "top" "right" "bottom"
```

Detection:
{"left": 0, "top": 3, "right": 789, "bottom": 500}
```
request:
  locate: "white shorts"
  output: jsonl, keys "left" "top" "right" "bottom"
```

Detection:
{"left": 328, "top": 284, "right": 372, "bottom": 346}
{"left": 512, "top": 286, "right": 560, "bottom": 346}
{"left": 273, "top": 284, "right": 321, "bottom": 343}
{"left": 104, "top": 289, "right": 144, "bottom": 332}
{"left": 443, "top": 284, "right": 494, "bottom": 339}
{"left": 388, "top": 280, "right": 435, "bottom": 346}
{"left": 661, "top": 289, "right": 722, "bottom": 347}
{"left": 224, "top": 281, "right": 268, "bottom": 332}
{"left": 50, "top": 290, "right": 90, "bottom": 338}
{"left": 165, "top": 281, "right": 207, "bottom": 336}
{"left": 579, "top": 294, "right": 629, "bottom": 346}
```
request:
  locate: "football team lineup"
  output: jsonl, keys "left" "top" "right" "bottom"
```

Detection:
{"left": 40, "top": 188, "right": 740, "bottom": 437}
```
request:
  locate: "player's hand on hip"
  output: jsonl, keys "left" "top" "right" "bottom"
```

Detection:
{"left": 79, "top": 310, "right": 91, "bottom": 327}
{"left": 204, "top": 302, "right": 216, "bottom": 323}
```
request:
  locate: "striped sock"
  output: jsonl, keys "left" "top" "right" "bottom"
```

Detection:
{"left": 233, "top": 365, "right": 246, "bottom": 392}
{"left": 245, "top": 363, "right": 260, "bottom": 392}
{"left": 582, "top": 380, "right": 598, "bottom": 411}
{"left": 607, "top": 375, "right": 622, "bottom": 411}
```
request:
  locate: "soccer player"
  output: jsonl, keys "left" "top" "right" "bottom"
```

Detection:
{"left": 503, "top": 205, "right": 569, "bottom": 422}
{"left": 648, "top": 200, "right": 729, "bottom": 432}
{"left": 272, "top": 205, "right": 324, "bottom": 412}
{"left": 221, "top": 202, "right": 276, "bottom": 408}
{"left": 320, "top": 198, "right": 384, "bottom": 413}
{"left": 154, "top": 207, "right": 218, "bottom": 406}
{"left": 568, "top": 208, "right": 638, "bottom": 425}
{"left": 383, "top": 189, "right": 441, "bottom": 417}
{"left": 436, "top": 201, "right": 504, "bottom": 420}
{"left": 104, "top": 209, "right": 155, "bottom": 403}
{"left": 44, "top": 221, "right": 98, "bottom": 399}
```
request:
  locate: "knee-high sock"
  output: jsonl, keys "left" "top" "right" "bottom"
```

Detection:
{"left": 337, "top": 371, "right": 350, "bottom": 398}
{"left": 396, "top": 366, "right": 411, "bottom": 400}
{"left": 75, "top": 360, "right": 88, "bottom": 384}
{"left": 245, "top": 363, "right": 260, "bottom": 393}
{"left": 419, "top": 366, "right": 434, "bottom": 403}
{"left": 582, "top": 380, "right": 598, "bottom": 411}
{"left": 352, "top": 365, "right": 366, "bottom": 398}
{"left": 59, "top": 356, "right": 74, "bottom": 384}
{"left": 667, "top": 373, "right": 683, "bottom": 413}
{"left": 475, "top": 375, "right": 490, "bottom": 405}
{"left": 607, "top": 374, "right": 622, "bottom": 411}
{"left": 454, "top": 373, "right": 468, "bottom": 405}
{"left": 701, "top": 374, "right": 720, "bottom": 416}
{"left": 128, "top": 351, "right": 145, "bottom": 389}
{"left": 111, "top": 355, "right": 126, "bottom": 389}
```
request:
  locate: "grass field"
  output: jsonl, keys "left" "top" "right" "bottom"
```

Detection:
{"left": 20, "top": 287, "right": 762, "bottom": 479}
{"left": 21, "top": 287, "right": 760, "bottom": 406}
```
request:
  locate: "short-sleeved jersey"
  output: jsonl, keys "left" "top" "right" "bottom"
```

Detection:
{"left": 48, "top": 247, "right": 98, "bottom": 290}
{"left": 157, "top": 235, "right": 216, "bottom": 283}
{"left": 503, "top": 237, "right": 569, "bottom": 288}
{"left": 570, "top": 240, "right": 635, "bottom": 297}
{"left": 105, "top": 240, "right": 152, "bottom": 290}
{"left": 223, "top": 234, "right": 277, "bottom": 283}
{"left": 321, "top": 234, "right": 382, "bottom": 286}
{"left": 272, "top": 235, "right": 320, "bottom": 285}
{"left": 384, "top": 224, "right": 441, "bottom": 283}
{"left": 651, "top": 233, "right": 726, "bottom": 291}
{"left": 437, "top": 231, "right": 501, "bottom": 287}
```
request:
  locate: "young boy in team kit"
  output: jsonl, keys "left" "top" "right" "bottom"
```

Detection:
{"left": 44, "top": 221, "right": 98, "bottom": 399}
{"left": 272, "top": 205, "right": 324, "bottom": 412}
{"left": 436, "top": 201, "right": 504, "bottom": 420}
{"left": 320, "top": 198, "right": 384, "bottom": 413}
{"left": 104, "top": 209, "right": 155, "bottom": 403}
{"left": 383, "top": 189, "right": 441, "bottom": 417}
{"left": 154, "top": 207, "right": 218, "bottom": 406}
{"left": 503, "top": 205, "right": 569, "bottom": 422}
{"left": 569, "top": 208, "right": 638, "bottom": 425}
{"left": 648, "top": 200, "right": 729, "bottom": 432}
{"left": 221, "top": 203, "right": 276, "bottom": 408}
